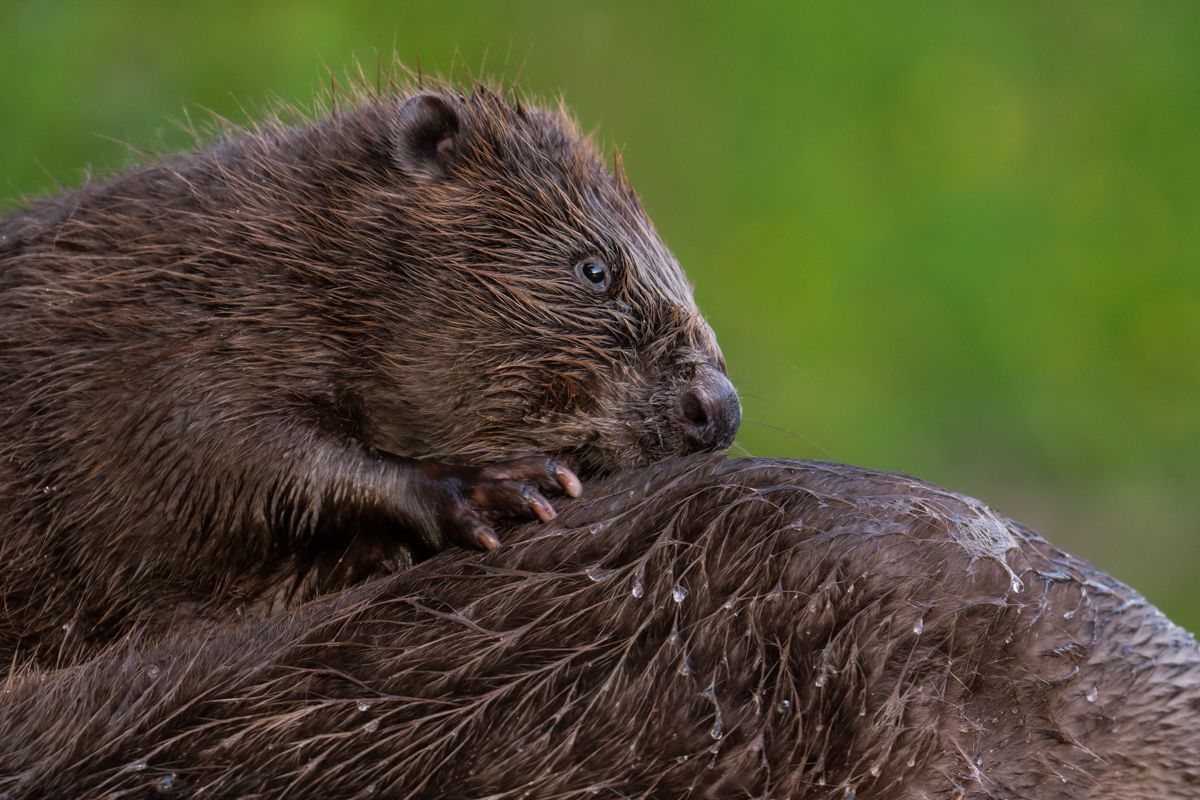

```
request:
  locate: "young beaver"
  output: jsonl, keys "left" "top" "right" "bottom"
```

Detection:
{"left": 0, "top": 82, "right": 740, "bottom": 667}
{"left": 1, "top": 456, "right": 1195, "bottom": 798}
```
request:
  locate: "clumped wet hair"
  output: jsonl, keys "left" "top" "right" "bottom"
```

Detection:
{"left": 1, "top": 456, "right": 1195, "bottom": 798}
{"left": 0, "top": 76, "right": 730, "bottom": 666}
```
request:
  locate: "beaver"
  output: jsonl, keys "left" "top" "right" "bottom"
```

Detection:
{"left": 0, "top": 455, "right": 1195, "bottom": 798}
{"left": 0, "top": 80, "right": 740, "bottom": 669}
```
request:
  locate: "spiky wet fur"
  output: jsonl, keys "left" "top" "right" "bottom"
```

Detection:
{"left": 0, "top": 79, "right": 723, "bottom": 668}
{"left": 1, "top": 456, "right": 1196, "bottom": 798}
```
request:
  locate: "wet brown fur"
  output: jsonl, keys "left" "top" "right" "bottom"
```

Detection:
{"left": 0, "top": 79, "right": 726, "bottom": 667}
{"left": 1, "top": 455, "right": 1196, "bottom": 798}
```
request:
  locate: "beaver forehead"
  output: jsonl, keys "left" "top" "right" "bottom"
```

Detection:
{"left": 498, "top": 117, "right": 696, "bottom": 310}
{"left": 450, "top": 90, "right": 701, "bottom": 325}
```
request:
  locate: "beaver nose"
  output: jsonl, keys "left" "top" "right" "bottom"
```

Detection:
{"left": 677, "top": 370, "right": 741, "bottom": 452}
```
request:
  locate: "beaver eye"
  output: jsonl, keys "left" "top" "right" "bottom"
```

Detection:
{"left": 576, "top": 259, "right": 608, "bottom": 290}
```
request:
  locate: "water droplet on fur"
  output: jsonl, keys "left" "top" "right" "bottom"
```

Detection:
{"left": 1086, "top": 685, "right": 1099, "bottom": 703}
{"left": 157, "top": 773, "right": 176, "bottom": 793}
{"left": 146, "top": 664, "right": 161, "bottom": 679}
{"left": 907, "top": 756, "right": 916, "bottom": 768}
{"left": 631, "top": 568, "right": 645, "bottom": 598}
{"left": 814, "top": 672, "right": 827, "bottom": 688}
{"left": 777, "top": 699, "right": 791, "bottom": 712}
{"left": 1062, "top": 609, "right": 1075, "bottom": 619}
{"left": 847, "top": 583, "right": 856, "bottom": 595}
{"left": 843, "top": 787, "right": 857, "bottom": 799}
{"left": 912, "top": 617, "right": 924, "bottom": 636}
{"left": 678, "top": 655, "right": 693, "bottom": 677}
{"left": 362, "top": 719, "right": 380, "bottom": 733}
{"left": 676, "top": 755, "right": 689, "bottom": 763}
{"left": 1010, "top": 575, "right": 1025, "bottom": 594}
{"left": 586, "top": 564, "right": 618, "bottom": 582}
{"left": 61, "top": 623, "right": 72, "bottom": 633}
{"left": 768, "top": 580, "right": 784, "bottom": 599}
{"left": 672, "top": 584, "right": 688, "bottom": 603}
{"left": 869, "top": 765, "right": 881, "bottom": 778}
{"left": 130, "top": 758, "right": 148, "bottom": 771}
{"left": 669, "top": 626, "right": 682, "bottom": 646}
{"left": 722, "top": 597, "right": 735, "bottom": 611}
{"left": 702, "top": 680, "right": 724, "bottom": 737}
{"left": 357, "top": 701, "right": 372, "bottom": 712}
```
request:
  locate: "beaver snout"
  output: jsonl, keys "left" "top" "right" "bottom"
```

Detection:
{"left": 677, "top": 367, "right": 741, "bottom": 452}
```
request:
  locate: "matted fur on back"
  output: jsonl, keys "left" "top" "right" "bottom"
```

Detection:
{"left": 1, "top": 455, "right": 1195, "bottom": 798}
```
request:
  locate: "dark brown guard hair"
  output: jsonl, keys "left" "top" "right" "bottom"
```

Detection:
{"left": 1, "top": 456, "right": 1195, "bottom": 798}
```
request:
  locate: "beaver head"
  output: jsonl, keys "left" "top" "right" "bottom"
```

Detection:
{"left": 334, "top": 87, "right": 740, "bottom": 474}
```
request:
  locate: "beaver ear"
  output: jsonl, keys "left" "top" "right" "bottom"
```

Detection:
{"left": 393, "top": 94, "right": 461, "bottom": 181}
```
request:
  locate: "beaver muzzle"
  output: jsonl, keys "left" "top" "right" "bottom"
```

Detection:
{"left": 677, "top": 366, "right": 741, "bottom": 452}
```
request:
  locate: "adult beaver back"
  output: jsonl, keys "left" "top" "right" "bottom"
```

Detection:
{"left": 1, "top": 455, "right": 1195, "bottom": 798}
{"left": 0, "top": 82, "right": 739, "bottom": 667}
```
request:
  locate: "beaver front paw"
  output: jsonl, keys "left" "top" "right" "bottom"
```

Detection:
{"left": 417, "top": 456, "right": 582, "bottom": 551}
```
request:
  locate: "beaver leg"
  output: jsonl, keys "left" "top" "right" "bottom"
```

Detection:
{"left": 158, "top": 412, "right": 584, "bottom": 557}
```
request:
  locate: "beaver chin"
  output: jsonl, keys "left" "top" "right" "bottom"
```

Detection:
{"left": 567, "top": 427, "right": 727, "bottom": 479}
{"left": 552, "top": 439, "right": 654, "bottom": 479}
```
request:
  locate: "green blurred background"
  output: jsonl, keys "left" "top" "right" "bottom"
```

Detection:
{"left": 2, "top": 2, "right": 1197, "bottom": 628}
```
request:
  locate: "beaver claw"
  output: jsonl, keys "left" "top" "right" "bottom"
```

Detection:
{"left": 417, "top": 456, "right": 582, "bottom": 551}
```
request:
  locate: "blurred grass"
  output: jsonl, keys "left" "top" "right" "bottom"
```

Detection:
{"left": 2, "top": 1, "right": 1197, "bottom": 629}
